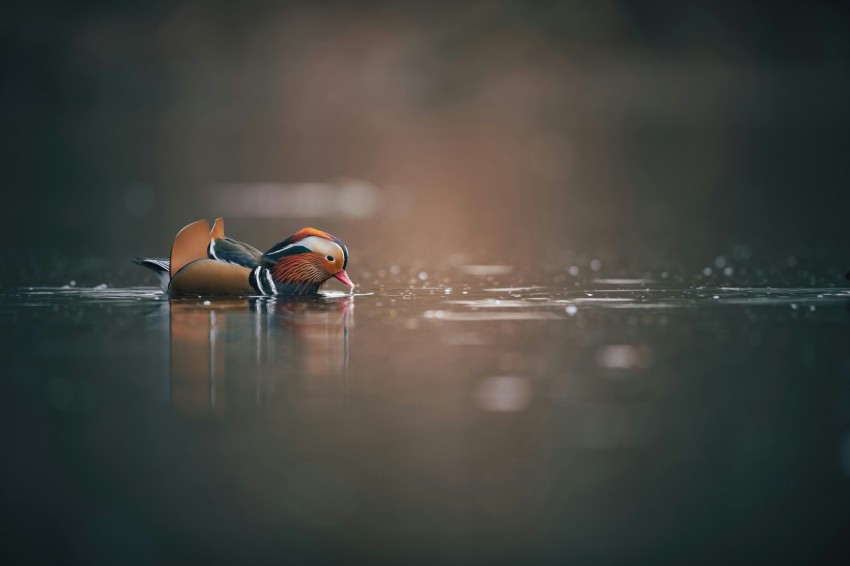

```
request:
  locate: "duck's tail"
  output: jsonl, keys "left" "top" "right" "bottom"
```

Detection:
{"left": 132, "top": 257, "right": 171, "bottom": 290}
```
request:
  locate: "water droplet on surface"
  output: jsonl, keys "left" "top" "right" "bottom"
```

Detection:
{"left": 590, "top": 259, "right": 602, "bottom": 271}
{"left": 565, "top": 305, "right": 578, "bottom": 316}
{"left": 568, "top": 266, "right": 579, "bottom": 276}
{"left": 703, "top": 267, "right": 713, "bottom": 276}
{"left": 714, "top": 256, "right": 727, "bottom": 268}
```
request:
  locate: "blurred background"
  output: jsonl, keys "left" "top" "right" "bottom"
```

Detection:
{"left": 3, "top": 0, "right": 850, "bottom": 285}
{"left": 5, "top": 3, "right": 850, "bottom": 563}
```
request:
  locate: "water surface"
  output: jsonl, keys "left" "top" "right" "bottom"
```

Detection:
{"left": 2, "top": 282, "right": 850, "bottom": 563}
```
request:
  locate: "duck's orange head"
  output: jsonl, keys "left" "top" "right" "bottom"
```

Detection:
{"left": 261, "top": 227, "right": 353, "bottom": 290}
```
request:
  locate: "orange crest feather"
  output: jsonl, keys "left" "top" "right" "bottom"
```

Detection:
{"left": 291, "top": 227, "right": 332, "bottom": 241}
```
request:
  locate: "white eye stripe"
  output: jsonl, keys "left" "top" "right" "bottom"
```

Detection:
{"left": 268, "top": 236, "right": 339, "bottom": 256}
{"left": 288, "top": 236, "right": 343, "bottom": 260}
{"left": 304, "top": 237, "right": 341, "bottom": 255}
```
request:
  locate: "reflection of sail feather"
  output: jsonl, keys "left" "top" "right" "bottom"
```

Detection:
{"left": 170, "top": 307, "right": 229, "bottom": 415}
{"left": 169, "top": 297, "right": 353, "bottom": 414}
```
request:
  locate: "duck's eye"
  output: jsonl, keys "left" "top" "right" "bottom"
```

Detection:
{"left": 326, "top": 255, "right": 334, "bottom": 262}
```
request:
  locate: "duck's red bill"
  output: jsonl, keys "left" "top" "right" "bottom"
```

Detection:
{"left": 334, "top": 270, "right": 355, "bottom": 288}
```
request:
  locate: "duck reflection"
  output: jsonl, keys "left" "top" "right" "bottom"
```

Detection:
{"left": 168, "top": 296, "right": 353, "bottom": 414}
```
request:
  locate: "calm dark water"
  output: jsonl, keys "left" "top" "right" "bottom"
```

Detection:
{"left": 2, "top": 280, "right": 850, "bottom": 564}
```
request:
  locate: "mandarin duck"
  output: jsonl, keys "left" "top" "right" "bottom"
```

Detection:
{"left": 134, "top": 218, "right": 354, "bottom": 296}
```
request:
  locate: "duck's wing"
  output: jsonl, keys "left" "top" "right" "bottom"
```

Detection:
{"left": 205, "top": 217, "right": 263, "bottom": 268}
{"left": 208, "top": 237, "right": 263, "bottom": 268}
